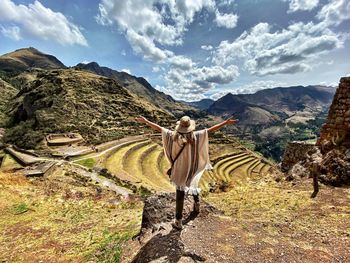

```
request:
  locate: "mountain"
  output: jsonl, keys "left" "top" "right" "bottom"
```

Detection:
{"left": 208, "top": 85, "right": 336, "bottom": 125}
{"left": 208, "top": 93, "right": 279, "bottom": 125}
{"left": 3, "top": 69, "right": 173, "bottom": 149}
{"left": 186, "top": 98, "right": 214, "bottom": 110}
{"left": 0, "top": 78, "right": 17, "bottom": 127}
{"left": 75, "top": 62, "right": 196, "bottom": 116}
{"left": 0, "top": 47, "right": 66, "bottom": 73}
{"left": 235, "top": 85, "right": 336, "bottom": 113}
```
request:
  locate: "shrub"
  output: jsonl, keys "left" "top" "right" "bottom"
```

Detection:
{"left": 3, "top": 120, "right": 43, "bottom": 149}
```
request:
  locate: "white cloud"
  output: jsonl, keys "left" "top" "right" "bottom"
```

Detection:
{"left": 213, "top": 21, "right": 344, "bottom": 76}
{"left": 214, "top": 10, "right": 238, "bottom": 29}
{"left": 167, "top": 55, "right": 194, "bottom": 70}
{"left": 201, "top": 45, "right": 213, "bottom": 50}
{"left": 121, "top": 68, "right": 131, "bottom": 74}
{"left": 163, "top": 64, "right": 239, "bottom": 100}
{"left": 0, "top": 25, "right": 21, "bottom": 40}
{"left": 126, "top": 30, "right": 170, "bottom": 62}
{"left": 121, "top": 50, "right": 126, "bottom": 56}
{"left": 152, "top": 66, "right": 161, "bottom": 72}
{"left": 217, "top": 0, "right": 235, "bottom": 7}
{"left": 317, "top": 0, "right": 350, "bottom": 26}
{"left": 287, "top": 0, "right": 319, "bottom": 13}
{"left": 174, "top": 0, "right": 216, "bottom": 22}
{"left": 96, "top": 0, "right": 216, "bottom": 62}
{"left": 0, "top": 0, "right": 87, "bottom": 46}
{"left": 210, "top": 80, "right": 286, "bottom": 100}
{"left": 81, "top": 60, "right": 91, "bottom": 64}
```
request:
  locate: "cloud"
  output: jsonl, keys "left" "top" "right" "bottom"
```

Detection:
{"left": 0, "top": 0, "right": 87, "bottom": 46}
{"left": 317, "top": 0, "right": 350, "bottom": 26}
{"left": 167, "top": 55, "right": 194, "bottom": 70}
{"left": 121, "top": 68, "right": 131, "bottom": 74}
{"left": 152, "top": 66, "right": 160, "bottom": 72}
{"left": 96, "top": 0, "right": 216, "bottom": 62}
{"left": 126, "top": 30, "right": 170, "bottom": 62}
{"left": 163, "top": 64, "right": 239, "bottom": 100}
{"left": 201, "top": 45, "right": 213, "bottom": 50}
{"left": 0, "top": 25, "right": 21, "bottom": 41}
{"left": 213, "top": 21, "right": 344, "bottom": 76}
{"left": 214, "top": 10, "right": 238, "bottom": 29}
{"left": 287, "top": 0, "right": 319, "bottom": 13}
{"left": 217, "top": 0, "right": 235, "bottom": 7}
{"left": 209, "top": 80, "right": 286, "bottom": 100}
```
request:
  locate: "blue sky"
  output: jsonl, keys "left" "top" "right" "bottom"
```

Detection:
{"left": 0, "top": 0, "right": 349, "bottom": 101}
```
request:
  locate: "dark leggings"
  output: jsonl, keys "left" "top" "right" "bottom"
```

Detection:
{"left": 175, "top": 190, "right": 200, "bottom": 220}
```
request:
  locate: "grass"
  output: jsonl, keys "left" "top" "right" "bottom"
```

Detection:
{"left": 74, "top": 158, "right": 96, "bottom": 169}
{"left": 206, "top": 171, "right": 350, "bottom": 249}
{"left": 0, "top": 170, "right": 143, "bottom": 262}
{"left": 140, "top": 145, "right": 174, "bottom": 192}
{"left": 0, "top": 154, "right": 22, "bottom": 170}
{"left": 88, "top": 232, "right": 132, "bottom": 263}
{"left": 104, "top": 140, "right": 145, "bottom": 181}
{"left": 12, "top": 203, "right": 29, "bottom": 215}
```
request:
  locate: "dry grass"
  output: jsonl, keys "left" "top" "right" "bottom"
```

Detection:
{"left": 0, "top": 170, "right": 143, "bottom": 263}
{"left": 206, "top": 173, "right": 350, "bottom": 249}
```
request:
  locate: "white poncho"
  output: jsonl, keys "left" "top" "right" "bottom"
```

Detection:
{"left": 161, "top": 128, "right": 212, "bottom": 195}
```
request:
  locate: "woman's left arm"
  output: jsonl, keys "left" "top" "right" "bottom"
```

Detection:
{"left": 207, "top": 117, "right": 239, "bottom": 133}
{"left": 135, "top": 116, "right": 162, "bottom": 132}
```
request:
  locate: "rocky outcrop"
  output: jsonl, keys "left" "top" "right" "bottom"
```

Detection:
{"left": 284, "top": 77, "right": 350, "bottom": 187}
{"left": 281, "top": 141, "right": 315, "bottom": 172}
{"left": 121, "top": 193, "right": 221, "bottom": 262}
{"left": 317, "top": 77, "right": 350, "bottom": 151}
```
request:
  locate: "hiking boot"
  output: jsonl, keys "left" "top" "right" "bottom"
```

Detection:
{"left": 194, "top": 201, "right": 200, "bottom": 213}
{"left": 171, "top": 219, "right": 183, "bottom": 230}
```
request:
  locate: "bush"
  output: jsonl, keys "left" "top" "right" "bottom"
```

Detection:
{"left": 3, "top": 120, "right": 43, "bottom": 149}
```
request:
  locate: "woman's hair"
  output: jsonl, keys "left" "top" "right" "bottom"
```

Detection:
{"left": 173, "top": 130, "right": 195, "bottom": 145}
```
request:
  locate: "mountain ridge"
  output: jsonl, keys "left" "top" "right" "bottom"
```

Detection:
{"left": 0, "top": 47, "right": 66, "bottom": 73}
{"left": 207, "top": 85, "right": 336, "bottom": 125}
{"left": 74, "top": 61, "right": 193, "bottom": 116}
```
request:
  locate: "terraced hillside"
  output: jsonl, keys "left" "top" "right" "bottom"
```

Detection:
{"left": 101, "top": 136, "right": 271, "bottom": 193}
{"left": 3, "top": 69, "right": 173, "bottom": 149}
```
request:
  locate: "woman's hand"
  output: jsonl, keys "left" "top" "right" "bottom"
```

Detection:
{"left": 207, "top": 117, "right": 238, "bottom": 133}
{"left": 135, "top": 116, "right": 148, "bottom": 124}
{"left": 225, "top": 117, "right": 239, "bottom": 125}
{"left": 135, "top": 116, "right": 162, "bottom": 132}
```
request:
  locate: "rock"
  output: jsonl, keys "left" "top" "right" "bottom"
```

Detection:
{"left": 129, "top": 193, "right": 220, "bottom": 263}
{"left": 287, "top": 163, "right": 308, "bottom": 180}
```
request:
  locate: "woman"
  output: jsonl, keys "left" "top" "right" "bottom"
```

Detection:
{"left": 135, "top": 115, "right": 238, "bottom": 230}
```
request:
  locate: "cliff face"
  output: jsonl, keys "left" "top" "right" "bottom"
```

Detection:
{"left": 317, "top": 77, "right": 350, "bottom": 151}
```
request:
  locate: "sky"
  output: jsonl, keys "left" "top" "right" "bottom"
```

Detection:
{"left": 0, "top": 0, "right": 349, "bottom": 101}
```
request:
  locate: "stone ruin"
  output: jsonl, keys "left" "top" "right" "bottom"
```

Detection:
{"left": 317, "top": 77, "right": 350, "bottom": 151}
{"left": 46, "top": 133, "right": 84, "bottom": 146}
{"left": 282, "top": 77, "right": 350, "bottom": 192}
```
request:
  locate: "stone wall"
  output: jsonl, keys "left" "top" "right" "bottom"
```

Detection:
{"left": 281, "top": 141, "right": 315, "bottom": 172}
{"left": 317, "top": 77, "right": 350, "bottom": 151}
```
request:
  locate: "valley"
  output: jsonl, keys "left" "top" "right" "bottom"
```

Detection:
{"left": 0, "top": 47, "right": 349, "bottom": 262}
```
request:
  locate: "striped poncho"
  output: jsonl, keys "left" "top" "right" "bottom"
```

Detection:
{"left": 161, "top": 128, "right": 212, "bottom": 194}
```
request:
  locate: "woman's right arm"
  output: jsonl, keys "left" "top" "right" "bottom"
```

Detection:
{"left": 135, "top": 116, "right": 162, "bottom": 132}
{"left": 207, "top": 117, "right": 238, "bottom": 133}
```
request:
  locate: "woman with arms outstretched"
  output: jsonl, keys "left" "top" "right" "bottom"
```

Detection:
{"left": 135, "top": 115, "right": 238, "bottom": 230}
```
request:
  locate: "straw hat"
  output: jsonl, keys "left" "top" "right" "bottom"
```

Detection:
{"left": 175, "top": 116, "right": 196, "bottom": 133}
